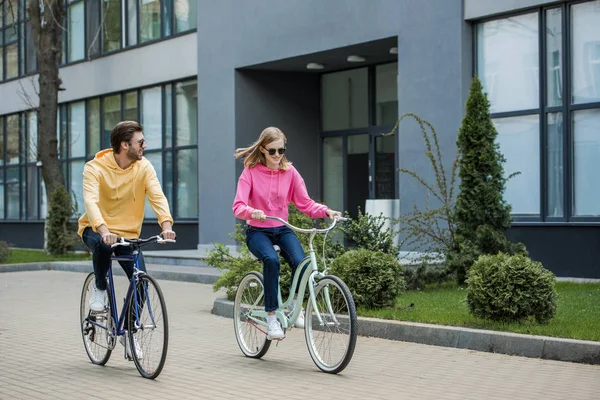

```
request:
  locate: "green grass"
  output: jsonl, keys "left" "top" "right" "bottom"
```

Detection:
{"left": 2, "top": 249, "right": 92, "bottom": 264}
{"left": 358, "top": 281, "right": 600, "bottom": 342}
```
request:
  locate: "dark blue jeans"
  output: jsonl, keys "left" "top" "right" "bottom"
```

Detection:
{"left": 246, "top": 225, "right": 307, "bottom": 312}
{"left": 81, "top": 227, "right": 147, "bottom": 291}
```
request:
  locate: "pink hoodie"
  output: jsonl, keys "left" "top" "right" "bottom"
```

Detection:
{"left": 233, "top": 163, "right": 330, "bottom": 228}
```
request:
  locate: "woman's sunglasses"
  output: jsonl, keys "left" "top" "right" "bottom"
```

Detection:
{"left": 264, "top": 147, "right": 286, "bottom": 156}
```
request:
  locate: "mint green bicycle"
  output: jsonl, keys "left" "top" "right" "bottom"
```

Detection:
{"left": 233, "top": 215, "right": 357, "bottom": 374}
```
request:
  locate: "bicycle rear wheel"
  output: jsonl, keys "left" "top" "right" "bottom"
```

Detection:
{"left": 233, "top": 272, "right": 271, "bottom": 358}
{"left": 80, "top": 272, "right": 114, "bottom": 365}
{"left": 305, "top": 275, "right": 357, "bottom": 374}
{"left": 128, "top": 274, "right": 169, "bottom": 379}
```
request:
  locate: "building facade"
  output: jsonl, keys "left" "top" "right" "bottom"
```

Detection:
{"left": 1, "top": 0, "right": 599, "bottom": 278}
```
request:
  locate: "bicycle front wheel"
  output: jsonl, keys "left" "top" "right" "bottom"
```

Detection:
{"left": 80, "top": 272, "right": 114, "bottom": 365}
{"left": 128, "top": 274, "right": 169, "bottom": 379}
{"left": 305, "top": 275, "right": 357, "bottom": 374}
{"left": 233, "top": 272, "right": 271, "bottom": 358}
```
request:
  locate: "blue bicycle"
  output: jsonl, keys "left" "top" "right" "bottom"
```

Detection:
{"left": 80, "top": 235, "right": 174, "bottom": 379}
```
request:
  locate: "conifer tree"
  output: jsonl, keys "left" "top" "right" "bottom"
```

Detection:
{"left": 448, "top": 76, "right": 526, "bottom": 284}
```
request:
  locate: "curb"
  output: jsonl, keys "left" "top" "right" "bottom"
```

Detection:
{"left": 0, "top": 262, "right": 220, "bottom": 285}
{"left": 211, "top": 297, "right": 600, "bottom": 366}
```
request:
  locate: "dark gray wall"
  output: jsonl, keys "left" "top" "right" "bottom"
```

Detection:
{"left": 234, "top": 70, "right": 321, "bottom": 196}
{"left": 197, "top": 0, "right": 471, "bottom": 247}
{"left": 464, "top": 0, "right": 562, "bottom": 20}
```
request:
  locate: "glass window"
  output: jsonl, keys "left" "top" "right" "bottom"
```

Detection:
{"left": 6, "top": 42, "right": 18, "bottom": 79}
{"left": 376, "top": 63, "right": 398, "bottom": 126}
{"left": 0, "top": 48, "right": 4, "bottom": 80}
{"left": 165, "top": 84, "right": 173, "bottom": 147}
{"left": 163, "top": 0, "right": 172, "bottom": 36}
{"left": 70, "top": 160, "right": 85, "bottom": 216}
{"left": 322, "top": 68, "right": 368, "bottom": 131}
{"left": 70, "top": 102, "right": 86, "bottom": 158}
{"left": 40, "top": 178, "right": 47, "bottom": 218}
{"left": 140, "top": 0, "right": 161, "bottom": 42}
{"left": 87, "top": 98, "right": 101, "bottom": 156}
{"left": 86, "top": 0, "right": 101, "bottom": 58}
{"left": 141, "top": 86, "right": 162, "bottom": 149}
{"left": 27, "top": 111, "right": 37, "bottom": 162}
{"left": 176, "top": 148, "right": 197, "bottom": 218}
{"left": 572, "top": 109, "right": 600, "bottom": 216}
{"left": 571, "top": 2, "right": 600, "bottom": 104}
{"left": 547, "top": 112, "right": 563, "bottom": 218}
{"left": 546, "top": 8, "right": 562, "bottom": 107}
{"left": 127, "top": 0, "right": 137, "bottom": 46}
{"left": 477, "top": 13, "right": 539, "bottom": 113}
{"left": 103, "top": 95, "right": 121, "bottom": 149}
{"left": 68, "top": 1, "right": 85, "bottom": 61}
{"left": 494, "top": 115, "right": 540, "bottom": 215}
{"left": 102, "top": 0, "right": 121, "bottom": 52}
{"left": 125, "top": 91, "right": 138, "bottom": 121}
{"left": 6, "top": 114, "right": 20, "bottom": 165}
{"left": 375, "top": 135, "right": 395, "bottom": 199}
{"left": 26, "top": 165, "right": 38, "bottom": 219}
{"left": 175, "top": 0, "right": 196, "bottom": 33}
{"left": 347, "top": 134, "right": 369, "bottom": 218}
{"left": 323, "top": 136, "right": 343, "bottom": 212}
{"left": 164, "top": 150, "right": 173, "bottom": 205}
{"left": 144, "top": 152, "right": 162, "bottom": 218}
{"left": 6, "top": 167, "right": 19, "bottom": 219}
{"left": 0, "top": 116, "right": 4, "bottom": 166}
{"left": 175, "top": 80, "right": 197, "bottom": 146}
{"left": 25, "top": 22, "right": 36, "bottom": 73}
{"left": 5, "top": 0, "right": 16, "bottom": 26}
{"left": 0, "top": 175, "right": 4, "bottom": 218}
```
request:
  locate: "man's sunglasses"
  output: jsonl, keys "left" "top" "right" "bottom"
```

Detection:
{"left": 264, "top": 147, "right": 286, "bottom": 156}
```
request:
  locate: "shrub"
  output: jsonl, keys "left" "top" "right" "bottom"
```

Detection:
{"left": 404, "top": 263, "right": 453, "bottom": 291}
{"left": 343, "top": 208, "right": 398, "bottom": 255}
{"left": 0, "top": 241, "right": 11, "bottom": 263}
{"left": 329, "top": 249, "right": 405, "bottom": 309}
{"left": 46, "top": 186, "right": 78, "bottom": 255}
{"left": 466, "top": 252, "right": 557, "bottom": 324}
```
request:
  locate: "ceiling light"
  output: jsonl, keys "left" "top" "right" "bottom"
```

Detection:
{"left": 306, "top": 62, "right": 324, "bottom": 70}
{"left": 347, "top": 55, "right": 366, "bottom": 62}
{"left": 389, "top": 47, "right": 398, "bottom": 55}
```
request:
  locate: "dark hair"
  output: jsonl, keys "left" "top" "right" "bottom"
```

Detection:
{"left": 110, "top": 121, "right": 143, "bottom": 153}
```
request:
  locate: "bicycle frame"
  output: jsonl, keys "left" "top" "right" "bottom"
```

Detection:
{"left": 248, "top": 217, "right": 345, "bottom": 330}
{"left": 85, "top": 250, "right": 147, "bottom": 343}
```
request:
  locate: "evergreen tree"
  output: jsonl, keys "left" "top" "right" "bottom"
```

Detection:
{"left": 447, "top": 76, "right": 526, "bottom": 284}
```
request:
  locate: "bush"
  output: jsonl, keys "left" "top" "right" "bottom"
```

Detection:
{"left": 329, "top": 249, "right": 405, "bottom": 309}
{"left": 343, "top": 208, "right": 398, "bottom": 255}
{"left": 46, "top": 186, "right": 78, "bottom": 255}
{"left": 0, "top": 241, "right": 11, "bottom": 263}
{"left": 404, "top": 263, "right": 453, "bottom": 291}
{"left": 466, "top": 252, "right": 557, "bottom": 324}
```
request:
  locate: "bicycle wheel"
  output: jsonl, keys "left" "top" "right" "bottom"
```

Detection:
{"left": 233, "top": 272, "right": 271, "bottom": 358}
{"left": 305, "top": 275, "right": 357, "bottom": 374}
{"left": 128, "top": 274, "right": 169, "bottom": 379}
{"left": 80, "top": 272, "right": 114, "bottom": 365}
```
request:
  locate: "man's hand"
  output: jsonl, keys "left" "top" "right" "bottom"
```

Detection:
{"left": 97, "top": 225, "right": 118, "bottom": 245}
{"left": 251, "top": 209, "right": 266, "bottom": 222}
{"left": 161, "top": 221, "right": 176, "bottom": 241}
{"left": 326, "top": 209, "right": 342, "bottom": 220}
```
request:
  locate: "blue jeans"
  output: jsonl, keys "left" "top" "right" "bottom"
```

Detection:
{"left": 246, "top": 225, "right": 307, "bottom": 312}
{"left": 81, "top": 227, "right": 147, "bottom": 291}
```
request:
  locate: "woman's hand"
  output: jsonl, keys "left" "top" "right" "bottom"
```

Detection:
{"left": 326, "top": 209, "right": 342, "bottom": 220}
{"left": 252, "top": 209, "right": 266, "bottom": 222}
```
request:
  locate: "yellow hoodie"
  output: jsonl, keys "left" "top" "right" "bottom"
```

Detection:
{"left": 77, "top": 149, "right": 173, "bottom": 239}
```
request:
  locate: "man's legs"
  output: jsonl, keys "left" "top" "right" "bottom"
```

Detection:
{"left": 81, "top": 227, "right": 111, "bottom": 311}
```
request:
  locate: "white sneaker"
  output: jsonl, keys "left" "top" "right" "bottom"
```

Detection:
{"left": 294, "top": 308, "right": 305, "bottom": 329}
{"left": 120, "top": 333, "right": 143, "bottom": 360}
{"left": 266, "top": 320, "right": 285, "bottom": 340}
{"left": 89, "top": 288, "right": 107, "bottom": 312}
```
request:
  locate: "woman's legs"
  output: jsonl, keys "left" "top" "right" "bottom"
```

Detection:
{"left": 245, "top": 227, "right": 280, "bottom": 313}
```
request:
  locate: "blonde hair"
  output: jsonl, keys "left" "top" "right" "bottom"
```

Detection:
{"left": 234, "top": 126, "right": 292, "bottom": 170}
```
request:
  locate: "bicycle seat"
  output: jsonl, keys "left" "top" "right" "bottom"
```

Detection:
{"left": 273, "top": 245, "right": 281, "bottom": 254}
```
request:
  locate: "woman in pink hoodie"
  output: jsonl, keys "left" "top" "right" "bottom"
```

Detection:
{"left": 233, "top": 127, "right": 342, "bottom": 340}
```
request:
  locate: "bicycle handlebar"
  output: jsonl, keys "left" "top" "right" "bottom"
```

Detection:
{"left": 111, "top": 235, "right": 176, "bottom": 248}
{"left": 264, "top": 215, "right": 348, "bottom": 234}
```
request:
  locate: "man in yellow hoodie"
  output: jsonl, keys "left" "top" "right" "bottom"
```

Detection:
{"left": 78, "top": 121, "right": 176, "bottom": 314}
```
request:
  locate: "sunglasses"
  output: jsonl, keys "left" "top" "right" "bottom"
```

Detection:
{"left": 264, "top": 147, "right": 286, "bottom": 156}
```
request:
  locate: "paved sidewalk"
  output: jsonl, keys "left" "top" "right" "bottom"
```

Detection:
{"left": 1, "top": 270, "right": 599, "bottom": 400}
